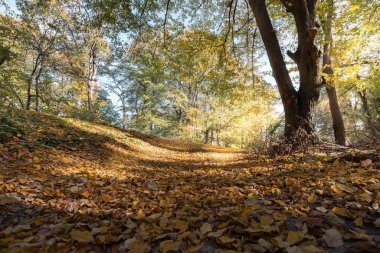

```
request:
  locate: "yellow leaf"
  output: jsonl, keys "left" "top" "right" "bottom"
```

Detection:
{"left": 101, "top": 194, "right": 112, "bottom": 202}
{"left": 81, "top": 191, "right": 90, "bottom": 198}
{"left": 160, "top": 240, "right": 181, "bottom": 253}
{"left": 219, "top": 235, "right": 235, "bottom": 244}
{"left": 200, "top": 223, "right": 212, "bottom": 235}
{"left": 159, "top": 199, "right": 169, "bottom": 208}
{"left": 70, "top": 229, "right": 94, "bottom": 243}
{"left": 172, "top": 220, "right": 188, "bottom": 233}
{"left": 273, "top": 212, "right": 287, "bottom": 222}
{"left": 136, "top": 209, "right": 145, "bottom": 219}
{"left": 332, "top": 207, "right": 353, "bottom": 218}
{"left": 349, "top": 230, "right": 373, "bottom": 240}
{"left": 260, "top": 215, "right": 273, "bottom": 226}
{"left": 287, "top": 231, "right": 304, "bottom": 246}
{"left": 307, "top": 193, "right": 317, "bottom": 204}
{"left": 356, "top": 192, "right": 372, "bottom": 202}
{"left": 331, "top": 183, "right": 354, "bottom": 194}
{"left": 354, "top": 217, "right": 363, "bottom": 227}
{"left": 274, "top": 199, "right": 286, "bottom": 207}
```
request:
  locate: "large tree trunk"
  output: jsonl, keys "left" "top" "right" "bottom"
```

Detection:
{"left": 248, "top": 0, "right": 322, "bottom": 139}
{"left": 322, "top": 13, "right": 346, "bottom": 145}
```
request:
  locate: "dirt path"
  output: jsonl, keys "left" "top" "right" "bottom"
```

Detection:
{"left": 0, "top": 111, "right": 379, "bottom": 252}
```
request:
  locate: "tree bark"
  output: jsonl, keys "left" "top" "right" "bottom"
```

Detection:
{"left": 322, "top": 11, "right": 346, "bottom": 146}
{"left": 87, "top": 42, "right": 98, "bottom": 120}
{"left": 357, "top": 90, "right": 379, "bottom": 141}
{"left": 35, "top": 63, "right": 44, "bottom": 112}
{"left": 26, "top": 54, "right": 42, "bottom": 110}
{"left": 248, "top": 0, "right": 322, "bottom": 139}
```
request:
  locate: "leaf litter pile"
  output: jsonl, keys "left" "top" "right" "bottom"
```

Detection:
{"left": 0, "top": 111, "right": 379, "bottom": 253}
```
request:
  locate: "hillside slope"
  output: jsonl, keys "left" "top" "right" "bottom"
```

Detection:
{"left": 0, "top": 110, "right": 379, "bottom": 253}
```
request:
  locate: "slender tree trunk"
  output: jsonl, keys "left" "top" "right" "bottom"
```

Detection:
{"left": 357, "top": 90, "right": 379, "bottom": 141}
{"left": 322, "top": 12, "right": 346, "bottom": 145}
{"left": 26, "top": 79, "right": 32, "bottom": 110}
{"left": 87, "top": 42, "right": 98, "bottom": 120}
{"left": 204, "top": 129, "right": 210, "bottom": 144}
{"left": 248, "top": 0, "right": 322, "bottom": 139}
{"left": 121, "top": 96, "right": 126, "bottom": 130}
{"left": 326, "top": 87, "right": 346, "bottom": 145}
{"left": 27, "top": 54, "right": 41, "bottom": 111}
{"left": 35, "top": 64, "right": 43, "bottom": 112}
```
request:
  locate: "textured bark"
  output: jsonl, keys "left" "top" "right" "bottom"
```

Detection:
{"left": 322, "top": 16, "right": 346, "bottom": 146}
{"left": 248, "top": 0, "right": 298, "bottom": 137}
{"left": 248, "top": 0, "right": 322, "bottom": 138}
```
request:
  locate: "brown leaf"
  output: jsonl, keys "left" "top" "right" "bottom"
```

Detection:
{"left": 70, "top": 229, "right": 94, "bottom": 243}
{"left": 323, "top": 229, "right": 343, "bottom": 248}
{"left": 160, "top": 240, "right": 182, "bottom": 253}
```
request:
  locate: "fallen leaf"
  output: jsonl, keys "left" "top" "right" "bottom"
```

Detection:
{"left": 0, "top": 194, "right": 18, "bottom": 204}
{"left": 307, "top": 193, "right": 317, "bottom": 204}
{"left": 260, "top": 215, "right": 274, "bottom": 226}
{"left": 316, "top": 206, "right": 327, "bottom": 213}
{"left": 332, "top": 207, "right": 353, "bottom": 218}
{"left": 160, "top": 240, "right": 182, "bottom": 253}
{"left": 219, "top": 235, "right": 235, "bottom": 244}
{"left": 200, "top": 223, "right": 212, "bottom": 235}
{"left": 323, "top": 229, "right": 343, "bottom": 248}
{"left": 374, "top": 219, "right": 380, "bottom": 228}
{"left": 258, "top": 238, "right": 272, "bottom": 250}
{"left": 172, "top": 220, "right": 188, "bottom": 233}
{"left": 70, "top": 229, "right": 94, "bottom": 243}
{"left": 354, "top": 217, "right": 363, "bottom": 227}
{"left": 287, "top": 231, "right": 304, "bottom": 246}
{"left": 361, "top": 159, "right": 372, "bottom": 167}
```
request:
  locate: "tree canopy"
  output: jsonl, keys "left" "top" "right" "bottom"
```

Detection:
{"left": 1, "top": 0, "right": 379, "bottom": 146}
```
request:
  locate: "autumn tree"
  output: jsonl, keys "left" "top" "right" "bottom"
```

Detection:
{"left": 321, "top": 0, "right": 346, "bottom": 145}
{"left": 247, "top": 0, "right": 323, "bottom": 140}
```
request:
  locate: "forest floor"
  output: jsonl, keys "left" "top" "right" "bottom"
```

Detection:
{"left": 0, "top": 110, "right": 379, "bottom": 253}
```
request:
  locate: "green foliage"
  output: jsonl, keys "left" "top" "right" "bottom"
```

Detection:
{"left": 0, "top": 0, "right": 378, "bottom": 147}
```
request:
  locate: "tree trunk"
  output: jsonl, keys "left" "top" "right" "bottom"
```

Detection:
{"left": 27, "top": 54, "right": 41, "bottom": 111}
{"left": 35, "top": 64, "right": 43, "bottom": 112}
{"left": 26, "top": 79, "right": 32, "bottom": 110}
{"left": 326, "top": 87, "right": 346, "bottom": 145}
{"left": 357, "top": 90, "right": 379, "bottom": 141}
{"left": 204, "top": 129, "right": 210, "bottom": 144}
{"left": 322, "top": 12, "right": 346, "bottom": 146}
{"left": 121, "top": 96, "right": 126, "bottom": 130}
{"left": 248, "top": 0, "right": 322, "bottom": 139}
{"left": 87, "top": 42, "right": 98, "bottom": 120}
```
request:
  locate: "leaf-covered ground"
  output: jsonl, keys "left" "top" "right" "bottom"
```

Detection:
{"left": 0, "top": 110, "right": 379, "bottom": 253}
